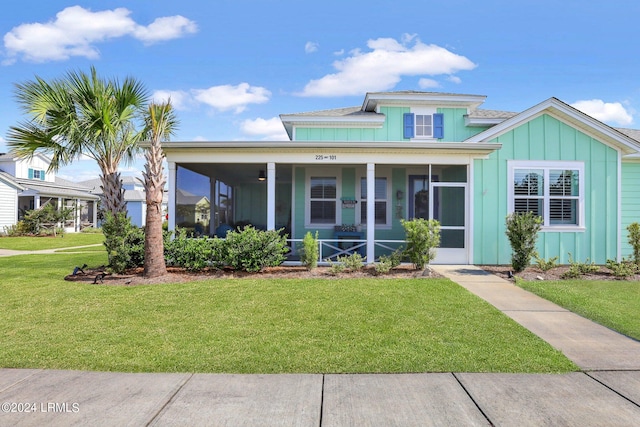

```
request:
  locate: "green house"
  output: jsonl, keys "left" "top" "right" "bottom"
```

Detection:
{"left": 162, "top": 91, "right": 640, "bottom": 265}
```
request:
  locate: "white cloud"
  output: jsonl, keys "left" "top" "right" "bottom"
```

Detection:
{"left": 333, "top": 49, "right": 344, "bottom": 56}
{"left": 305, "top": 41, "right": 319, "bottom": 54}
{"left": 240, "top": 117, "right": 289, "bottom": 140}
{"left": 418, "top": 78, "right": 440, "bottom": 89}
{"left": 151, "top": 90, "right": 192, "bottom": 110}
{"left": 192, "top": 83, "right": 271, "bottom": 113}
{"left": 447, "top": 75, "right": 462, "bottom": 84}
{"left": 298, "top": 34, "right": 476, "bottom": 97}
{"left": 3, "top": 6, "right": 197, "bottom": 64}
{"left": 570, "top": 99, "right": 634, "bottom": 126}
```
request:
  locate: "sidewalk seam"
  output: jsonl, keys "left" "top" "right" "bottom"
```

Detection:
{"left": 584, "top": 372, "right": 640, "bottom": 409}
{"left": 318, "top": 374, "right": 325, "bottom": 427}
{"left": 451, "top": 372, "right": 494, "bottom": 426}
{"left": 145, "top": 373, "right": 194, "bottom": 426}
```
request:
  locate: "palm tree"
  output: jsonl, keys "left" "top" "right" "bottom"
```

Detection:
{"left": 141, "top": 102, "right": 178, "bottom": 278}
{"left": 6, "top": 66, "right": 148, "bottom": 216}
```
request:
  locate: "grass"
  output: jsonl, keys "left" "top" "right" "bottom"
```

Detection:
{"left": 0, "top": 233, "right": 104, "bottom": 250}
{"left": 0, "top": 252, "right": 576, "bottom": 374}
{"left": 518, "top": 279, "right": 640, "bottom": 340}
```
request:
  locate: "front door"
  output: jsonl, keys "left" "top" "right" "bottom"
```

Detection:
{"left": 409, "top": 174, "right": 468, "bottom": 264}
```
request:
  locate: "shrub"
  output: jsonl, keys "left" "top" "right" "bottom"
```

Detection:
{"left": 534, "top": 254, "right": 559, "bottom": 272}
{"left": 223, "top": 226, "right": 288, "bottom": 272}
{"left": 102, "top": 212, "right": 145, "bottom": 274}
{"left": 374, "top": 257, "right": 393, "bottom": 275}
{"left": 505, "top": 212, "right": 542, "bottom": 273}
{"left": 22, "top": 203, "right": 74, "bottom": 236}
{"left": 300, "top": 231, "right": 319, "bottom": 270}
{"left": 339, "top": 252, "right": 364, "bottom": 272}
{"left": 605, "top": 258, "right": 638, "bottom": 279}
{"left": 628, "top": 222, "right": 640, "bottom": 266}
{"left": 561, "top": 253, "right": 599, "bottom": 279}
{"left": 81, "top": 226, "right": 102, "bottom": 234}
{"left": 3, "top": 221, "right": 30, "bottom": 236}
{"left": 164, "top": 229, "right": 215, "bottom": 272}
{"left": 328, "top": 260, "right": 346, "bottom": 275}
{"left": 401, "top": 218, "right": 440, "bottom": 270}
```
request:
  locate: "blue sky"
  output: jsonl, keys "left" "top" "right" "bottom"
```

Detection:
{"left": 1, "top": 0, "right": 639, "bottom": 182}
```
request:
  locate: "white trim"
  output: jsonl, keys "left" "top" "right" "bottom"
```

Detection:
{"left": 366, "top": 163, "right": 375, "bottom": 264}
{"left": 267, "top": 162, "right": 276, "bottom": 230}
{"left": 468, "top": 161, "right": 474, "bottom": 263}
{"left": 507, "top": 160, "right": 585, "bottom": 231}
{"left": 168, "top": 162, "right": 176, "bottom": 232}
{"left": 617, "top": 149, "right": 622, "bottom": 261}
{"left": 362, "top": 92, "right": 486, "bottom": 112}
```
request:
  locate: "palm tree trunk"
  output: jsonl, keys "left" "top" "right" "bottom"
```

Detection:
{"left": 142, "top": 142, "right": 167, "bottom": 278}
{"left": 100, "top": 171, "right": 127, "bottom": 216}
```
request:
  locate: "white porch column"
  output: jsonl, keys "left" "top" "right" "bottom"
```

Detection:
{"left": 34, "top": 195, "right": 41, "bottom": 209}
{"left": 92, "top": 200, "right": 98, "bottom": 228}
{"left": 366, "top": 163, "right": 375, "bottom": 264}
{"left": 266, "top": 162, "right": 276, "bottom": 230}
{"left": 168, "top": 162, "right": 176, "bottom": 232}
{"left": 57, "top": 197, "right": 63, "bottom": 229}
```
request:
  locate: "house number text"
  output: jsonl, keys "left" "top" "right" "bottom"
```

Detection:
{"left": 315, "top": 155, "right": 337, "bottom": 161}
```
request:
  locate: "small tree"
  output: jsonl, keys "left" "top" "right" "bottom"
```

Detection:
{"left": 300, "top": 231, "right": 319, "bottom": 270}
{"left": 627, "top": 222, "right": 640, "bottom": 266}
{"left": 505, "top": 211, "right": 542, "bottom": 273}
{"left": 401, "top": 218, "right": 441, "bottom": 270}
{"left": 22, "top": 203, "right": 74, "bottom": 236}
{"left": 102, "top": 212, "right": 145, "bottom": 273}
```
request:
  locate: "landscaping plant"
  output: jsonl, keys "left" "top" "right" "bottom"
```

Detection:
{"left": 102, "top": 212, "right": 145, "bottom": 273}
{"left": 505, "top": 212, "right": 542, "bottom": 273}
{"left": 223, "top": 226, "right": 288, "bottom": 272}
{"left": 628, "top": 222, "right": 640, "bottom": 266}
{"left": 300, "top": 231, "right": 319, "bottom": 270}
{"left": 401, "top": 218, "right": 440, "bottom": 270}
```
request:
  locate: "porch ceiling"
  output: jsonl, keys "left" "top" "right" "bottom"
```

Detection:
{"left": 180, "top": 163, "right": 293, "bottom": 186}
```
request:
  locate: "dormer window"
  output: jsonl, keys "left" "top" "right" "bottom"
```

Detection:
{"left": 28, "top": 168, "right": 45, "bottom": 181}
{"left": 403, "top": 112, "right": 444, "bottom": 139}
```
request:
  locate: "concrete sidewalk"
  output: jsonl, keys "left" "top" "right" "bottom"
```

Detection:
{"left": 0, "top": 244, "right": 102, "bottom": 257}
{"left": 1, "top": 369, "right": 640, "bottom": 426}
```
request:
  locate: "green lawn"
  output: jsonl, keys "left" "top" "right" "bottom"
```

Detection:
{"left": 0, "top": 252, "right": 576, "bottom": 374}
{"left": 518, "top": 279, "right": 640, "bottom": 341}
{"left": 0, "top": 233, "right": 104, "bottom": 250}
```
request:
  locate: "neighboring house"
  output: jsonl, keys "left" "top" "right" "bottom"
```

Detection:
{"left": 176, "top": 188, "right": 210, "bottom": 235}
{"left": 160, "top": 91, "right": 640, "bottom": 265}
{"left": 79, "top": 175, "right": 168, "bottom": 228}
{"left": 0, "top": 153, "right": 99, "bottom": 233}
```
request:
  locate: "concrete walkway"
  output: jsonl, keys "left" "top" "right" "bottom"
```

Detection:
{"left": 0, "top": 244, "right": 102, "bottom": 257}
{"left": 1, "top": 265, "right": 640, "bottom": 425}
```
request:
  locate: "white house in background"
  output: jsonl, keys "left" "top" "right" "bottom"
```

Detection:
{"left": 0, "top": 152, "right": 99, "bottom": 233}
{"left": 79, "top": 175, "right": 168, "bottom": 228}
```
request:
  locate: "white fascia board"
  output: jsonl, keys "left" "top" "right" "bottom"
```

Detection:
{"left": 279, "top": 114, "right": 385, "bottom": 127}
{"left": 464, "top": 116, "right": 506, "bottom": 127}
{"left": 362, "top": 93, "right": 486, "bottom": 112}
{"left": 465, "top": 98, "right": 640, "bottom": 155}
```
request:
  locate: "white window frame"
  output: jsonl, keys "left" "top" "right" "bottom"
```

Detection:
{"left": 357, "top": 174, "right": 392, "bottom": 229}
{"left": 305, "top": 168, "right": 341, "bottom": 228}
{"left": 411, "top": 107, "right": 437, "bottom": 140}
{"left": 507, "top": 160, "right": 585, "bottom": 231}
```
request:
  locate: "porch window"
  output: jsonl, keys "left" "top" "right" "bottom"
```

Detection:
{"left": 508, "top": 161, "right": 584, "bottom": 230}
{"left": 310, "top": 177, "right": 337, "bottom": 224}
{"left": 360, "top": 177, "right": 388, "bottom": 225}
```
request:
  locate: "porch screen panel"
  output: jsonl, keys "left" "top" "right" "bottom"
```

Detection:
{"left": 310, "top": 177, "right": 336, "bottom": 224}
{"left": 360, "top": 177, "right": 387, "bottom": 224}
{"left": 513, "top": 169, "right": 543, "bottom": 217}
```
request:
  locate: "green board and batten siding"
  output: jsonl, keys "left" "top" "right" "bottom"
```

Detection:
{"left": 474, "top": 114, "right": 619, "bottom": 265}
{"left": 621, "top": 162, "right": 640, "bottom": 258}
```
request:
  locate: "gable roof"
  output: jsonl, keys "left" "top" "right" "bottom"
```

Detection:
{"left": 0, "top": 170, "right": 24, "bottom": 190}
{"left": 465, "top": 97, "right": 640, "bottom": 155}
{"left": 13, "top": 176, "right": 99, "bottom": 200}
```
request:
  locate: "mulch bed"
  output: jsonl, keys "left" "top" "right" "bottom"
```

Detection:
{"left": 479, "top": 264, "right": 640, "bottom": 282}
{"left": 64, "top": 264, "right": 441, "bottom": 286}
